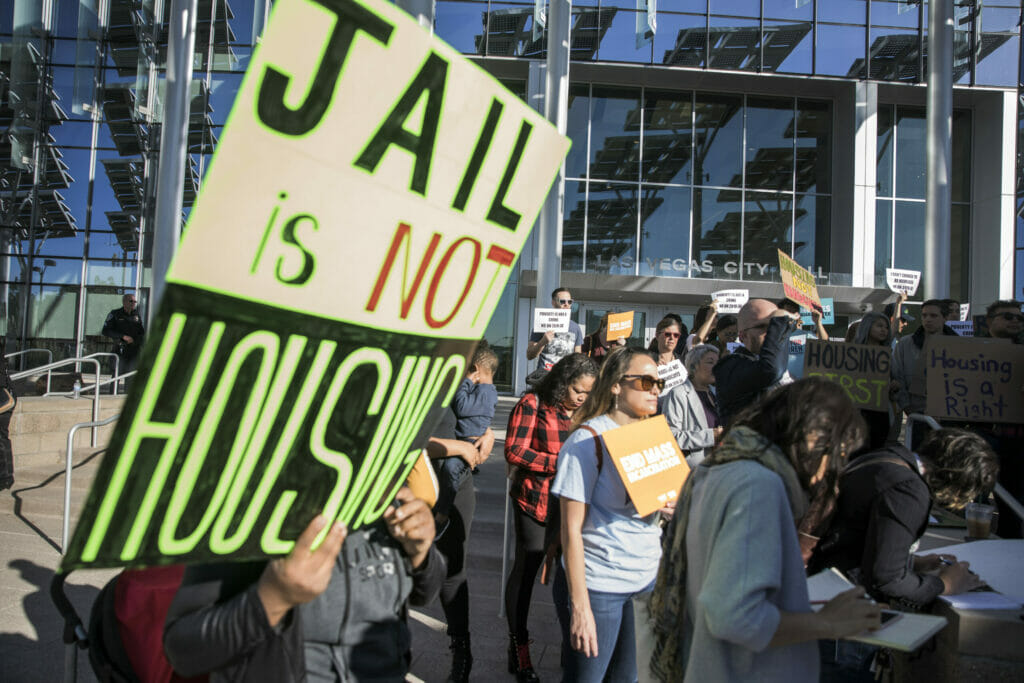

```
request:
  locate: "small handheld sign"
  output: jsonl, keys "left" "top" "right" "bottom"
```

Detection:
{"left": 778, "top": 250, "right": 823, "bottom": 313}
{"left": 657, "top": 359, "right": 687, "bottom": 393}
{"left": 947, "top": 321, "right": 974, "bottom": 337}
{"left": 61, "top": 0, "right": 569, "bottom": 571}
{"left": 711, "top": 289, "right": 748, "bottom": 315}
{"left": 533, "top": 308, "right": 570, "bottom": 333}
{"left": 800, "top": 297, "right": 834, "bottom": 326}
{"left": 607, "top": 311, "right": 634, "bottom": 341}
{"left": 602, "top": 415, "right": 690, "bottom": 517}
{"left": 885, "top": 268, "right": 921, "bottom": 296}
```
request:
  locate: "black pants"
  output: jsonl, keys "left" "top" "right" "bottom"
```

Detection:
{"left": 504, "top": 506, "right": 547, "bottom": 639}
{"left": 435, "top": 475, "right": 476, "bottom": 635}
{"left": 0, "top": 410, "right": 11, "bottom": 489}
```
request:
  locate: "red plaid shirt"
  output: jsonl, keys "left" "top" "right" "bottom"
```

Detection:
{"left": 504, "top": 392, "right": 573, "bottom": 523}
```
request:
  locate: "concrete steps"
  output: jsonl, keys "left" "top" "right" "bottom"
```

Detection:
{"left": 11, "top": 395, "right": 124, "bottom": 469}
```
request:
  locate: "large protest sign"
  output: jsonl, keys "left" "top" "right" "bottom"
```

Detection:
{"left": 803, "top": 340, "right": 891, "bottom": 412}
{"left": 533, "top": 308, "right": 570, "bottom": 333}
{"left": 602, "top": 415, "right": 690, "bottom": 517}
{"left": 886, "top": 268, "right": 921, "bottom": 296}
{"left": 61, "top": 0, "right": 569, "bottom": 571}
{"left": 711, "top": 289, "right": 748, "bottom": 314}
{"left": 925, "top": 337, "right": 1024, "bottom": 424}
{"left": 778, "top": 250, "right": 822, "bottom": 313}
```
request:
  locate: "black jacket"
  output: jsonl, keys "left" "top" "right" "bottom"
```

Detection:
{"left": 808, "top": 444, "right": 943, "bottom": 610}
{"left": 163, "top": 523, "right": 445, "bottom": 682}
{"left": 102, "top": 307, "right": 146, "bottom": 358}
{"left": 713, "top": 316, "right": 792, "bottom": 425}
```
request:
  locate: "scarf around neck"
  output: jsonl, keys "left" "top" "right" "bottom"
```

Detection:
{"left": 647, "top": 425, "right": 808, "bottom": 682}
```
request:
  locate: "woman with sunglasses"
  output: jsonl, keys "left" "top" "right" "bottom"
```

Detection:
{"left": 653, "top": 317, "right": 685, "bottom": 367}
{"left": 550, "top": 347, "right": 666, "bottom": 682}
{"left": 504, "top": 353, "right": 598, "bottom": 681}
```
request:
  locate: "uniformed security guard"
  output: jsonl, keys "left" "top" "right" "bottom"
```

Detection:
{"left": 102, "top": 293, "right": 145, "bottom": 372}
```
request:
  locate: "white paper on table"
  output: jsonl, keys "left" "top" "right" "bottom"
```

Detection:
{"left": 940, "top": 592, "right": 1024, "bottom": 610}
{"left": 533, "top": 307, "right": 570, "bottom": 333}
{"left": 885, "top": 268, "right": 921, "bottom": 295}
{"left": 924, "top": 540, "right": 1024, "bottom": 601}
{"left": 807, "top": 568, "right": 855, "bottom": 603}
{"left": 711, "top": 289, "right": 749, "bottom": 315}
{"left": 657, "top": 359, "right": 687, "bottom": 392}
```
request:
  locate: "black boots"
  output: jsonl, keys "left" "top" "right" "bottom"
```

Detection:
{"left": 507, "top": 633, "right": 540, "bottom": 683}
{"left": 447, "top": 633, "right": 473, "bottom": 683}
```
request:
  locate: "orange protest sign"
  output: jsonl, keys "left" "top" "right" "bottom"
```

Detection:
{"left": 601, "top": 415, "right": 690, "bottom": 517}
{"left": 778, "top": 249, "right": 822, "bottom": 313}
{"left": 607, "top": 311, "right": 634, "bottom": 341}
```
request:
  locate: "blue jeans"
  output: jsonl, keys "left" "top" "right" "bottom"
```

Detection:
{"left": 553, "top": 564, "right": 652, "bottom": 683}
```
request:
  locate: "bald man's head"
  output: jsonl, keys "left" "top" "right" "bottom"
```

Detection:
{"left": 737, "top": 298, "right": 779, "bottom": 354}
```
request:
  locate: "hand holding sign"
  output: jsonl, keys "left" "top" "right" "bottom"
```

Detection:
{"left": 778, "top": 250, "right": 823, "bottom": 313}
{"left": 607, "top": 311, "right": 634, "bottom": 341}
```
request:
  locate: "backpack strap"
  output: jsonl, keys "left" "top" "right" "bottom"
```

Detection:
{"left": 577, "top": 424, "right": 604, "bottom": 473}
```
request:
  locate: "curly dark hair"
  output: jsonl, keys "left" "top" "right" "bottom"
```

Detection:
{"left": 919, "top": 429, "right": 999, "bottom": 510}
{"left": 533, "top": 353, "right": 598, "bottom": 409}
{"left": 730, "top": 378, "right": 866, "bottom": 502}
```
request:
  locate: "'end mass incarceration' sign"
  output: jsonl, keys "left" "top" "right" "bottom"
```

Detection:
{"left": 62, "top": 0, "right": 569, "bottom": 571}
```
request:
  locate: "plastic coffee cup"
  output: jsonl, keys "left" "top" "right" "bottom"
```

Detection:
{"left": 965, "top": 503, "right": 995, "bottom": 540}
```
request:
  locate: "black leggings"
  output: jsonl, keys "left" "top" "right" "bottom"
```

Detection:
{"left": 504, "top": 506, "right": 547, "bottom": 639}
{"left": 435, "top": 475, "right": 476, "bottom": 635}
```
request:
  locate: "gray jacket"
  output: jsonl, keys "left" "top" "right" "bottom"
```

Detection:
{"left": 661, "top": 380, "right": 717, "bottom": 467}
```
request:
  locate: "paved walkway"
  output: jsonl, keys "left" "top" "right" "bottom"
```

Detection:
{"left": 0, "top": 396, "right": 562, "bottom": 682}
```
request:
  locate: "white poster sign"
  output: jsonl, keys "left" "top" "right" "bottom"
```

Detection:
{"left": 960, "top": 303, "right": 970, "bottom": 321}
{"left": 533, "top": 307, "right": 570, "bottom": 333}
{"left": 711, "top": 289, "right": 749, "bottom": 315}
{"left": 657, "top": 359, "right": 687, "bottom": 392}
{"left": 948, "top": 321, "right": 974, "bottom": 337}
{"left": 885, "top": 268, "right": 921, "bottom": 295}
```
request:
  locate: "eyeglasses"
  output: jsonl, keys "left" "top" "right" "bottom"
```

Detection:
{"left": 993, "top": 312, "right": 1024, "bottom": 323}
{"left": 739, "top": 322, "right": 769, "bottom": 334}
{"left": 660, "top": 331, "right": 680, "bottom": 339}
{"left": 621, "top": 375, "right": 665, "bottom": 392}
{"left": 557, "top": 298, "right": 573, "bottom": 305}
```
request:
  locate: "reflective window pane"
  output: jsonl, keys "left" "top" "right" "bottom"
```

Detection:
{"left": 796, "top": 99, "right": 832, "bottom": 194}
{"left": 642, "top": 90, "right": 693, "bottom": 185}
{"left": 975, "top": 35, "right": 1020, "bottom": 87}
{"left": 691, "top": 187, "right": 742, "bottom": 280}
{"left": 875, "top": 198, "right": 894, "bottom": 287}
{"left": 485, "top": 3, "right": 543, "bottom": 58}
{"left": 816, "top": 23, "right": 866, "bottom": 77}
{"left": 596, "top": 10, "right": 653, "bottom": 64}
{"left": 588, "top": 86, "right": 641, "bottom": 182}
{"left": 656, "top": 12, "right": 707, "bottom": 68}
{"left": 639, "top": 186, "right": 691, "bottom": 278}
{"left": 792, "top": 194, "right": 830, "bottom": 272}
{"left": 745, "top": 98, "right": 795, "bottom": 193}
{"left": 892, "top": 199, "right": 926, "bottom": 273}
{"left": 743, "top": 191, "right": 792, "bottom": 281}
{"left": 870, "top": 0, "right": 921, "bottom": 29}
{"left": 435, "top": 1, "right": 488, "bottom": 55}
{"left": 894, "top": 107, "right": 926, "bottom": 199}
{"left": 876, "top": 104, "right": 894, "bottom": 197}
{"left": 566, "top": 84, "right": 591, "bottom": 179}
{"left": 694, "top": 93, "right": 743, "bottom": 188}
{"left": 869, "top": 27, "right": 921, "bottom": 81}
{"left": 563, "top": 181, "right": 587, "bottom": 272}
{"left": 819, "top": 1, "right": 868, "bottom": 24}
{"left": 952, "top": 109, "right": 971, "bottom": 203}
{"left": 708, "top": 16, "right": 760, "bottom": 72}
{"left": 763, "top": 20, "right": 813, "bottom": 74}
{"left": 709, "top": 0, "right": 760, "bottom": 17}
{"left": 586, "top": 182, "right": 638, "bottom": 274}
{"left": 764, "top": 0, "right": 814, "bottom": 21}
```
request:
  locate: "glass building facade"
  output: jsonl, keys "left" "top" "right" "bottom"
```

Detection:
{"left": 2, "top": 0, "right": 1021, "bottom": 392}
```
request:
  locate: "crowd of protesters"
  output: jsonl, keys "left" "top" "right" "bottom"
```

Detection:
{"left": 151, "top": 292, "right": 1020, "bottom": 683}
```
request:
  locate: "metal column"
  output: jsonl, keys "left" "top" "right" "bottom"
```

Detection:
{"left": 150, "top": 0, "right": 198, "bottom": 313}
{"left": 536, "top": 0, "right": 572, "bottom": 306}
{"left": 394, "top": 0, "right": 435, "bottom": 29}
{"left": 924, "top": 0, "right": 953, "bottom": 299}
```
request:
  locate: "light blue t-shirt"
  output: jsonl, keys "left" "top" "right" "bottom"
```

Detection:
{"left": 551, "top": 414, "right": 663, "bottom": 594}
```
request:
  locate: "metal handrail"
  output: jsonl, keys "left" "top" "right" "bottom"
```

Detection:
{"left": 11, "top": 358, "right": 102, "bottom": 446}
{"left": 4, "top": 348, "right": 53, "bottom": 368}
{"left": 62, "top": 413, "right": 120, "bottom": 551}
{"left": 83, "top": 352, "right": 121, "bottom": 393}
{"left": 44, "top": 370, "right": 136, "bottom": 398}
{"left": 905, "top": 413, "right": 1024, "bottom": 532}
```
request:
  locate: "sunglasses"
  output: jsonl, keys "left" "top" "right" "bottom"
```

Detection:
{"left": 993, "top": 312, "right": 1024, "bottom": 323}
{"left": 621, "top": 374, "right": 665, "bottom": 392}
{"left": 557, "top": 298, "right": 573, "bottom": 305}
{"left": 660, "top": 331, "right": 680, "bottom": 339}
